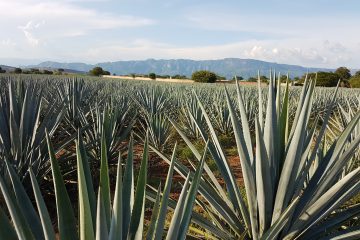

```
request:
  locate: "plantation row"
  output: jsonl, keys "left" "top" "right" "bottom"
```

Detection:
{"left": 0, "top": 74, "right": 359, "bottom": 239}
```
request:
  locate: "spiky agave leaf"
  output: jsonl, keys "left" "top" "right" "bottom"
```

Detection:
{"left": 167, "top": 75, "right": 360, "bottom": 239}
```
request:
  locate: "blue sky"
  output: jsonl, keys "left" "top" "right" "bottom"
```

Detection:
{"left": 0, "top": 0, "right": 360, "bottom": 68}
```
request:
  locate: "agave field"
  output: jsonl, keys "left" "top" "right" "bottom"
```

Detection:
{"left": 0, "top": 73, "right": 359, "bottom": 240}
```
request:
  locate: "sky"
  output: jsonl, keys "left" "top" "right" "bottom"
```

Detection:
{"left": 0, "top": 0, "right": 360, "bottom": 68}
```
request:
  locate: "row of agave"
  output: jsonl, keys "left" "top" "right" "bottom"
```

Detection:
{"left": 160, "top": 77, "right": 360, "bottom": 239}
{"left": 0, "top": 130, "right": 207, "bottom": 239}
{"left": 0, "top": 73, "right": 359, "bottom": 239}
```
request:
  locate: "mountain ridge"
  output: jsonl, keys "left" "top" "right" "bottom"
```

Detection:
{"left": 26, "top": 58, "right": 334, "bottom": 79}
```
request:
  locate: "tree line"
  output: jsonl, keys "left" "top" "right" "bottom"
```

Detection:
{"left": 1, "top": 66, "right": 359, "bottom": 88}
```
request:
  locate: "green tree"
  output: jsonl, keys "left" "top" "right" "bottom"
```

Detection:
{"left": 13, "top": 68, "right": 22, "bottom": 74}
{"left": 300, "top": 72, "right": 339, "bottom": 87}
{"left": 0, "top": 67, "right": 6, "bottom": 73}
{"left": 315, "top": 72, "right": 339, "bottom": 87}
{"left": 191, "top": 70, "right": 217, "bottom": 83}
{"left": 255, "top": 75, "right": 269, "bottom": 83}
{"left": 280, "top": 75, "right": 288, "bottom": 83}
{"left": 247, "top": 77, "right": 257, "bottom": 82}
{"left": 30, "top": 68, "right": 41, "bottom": 74}
{"left": 349, "top": 76, "right": 360, "bottom": 88}
{"left": 148, "top": 72, "right": 156, "bottom": 80}
{"left": 172, "top": 74, "right": 187, "bottom": 79}
{"left": 335, "top": 67, "right": 351, "bottom": 80}
{"left": 216, "top": 75, "right": 226, "bottom": 80}
{"left": 232, "top": 75, "right": 244, "bottom": 81}
{"left": 89, "top": 67, "right": 110, "bottom": 76}
{"left": 43, "top": 70, "right": 53, "bottom": 75}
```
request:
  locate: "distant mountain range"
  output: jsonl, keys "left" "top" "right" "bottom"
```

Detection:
{"left": 0, "top": 64, "right": 84, "bottom": 74}
{"left": 25, "top": 58, "right": 334, "bottom": 79}
{"left": 0, "top": 65, "right": 15, "bottom": 72}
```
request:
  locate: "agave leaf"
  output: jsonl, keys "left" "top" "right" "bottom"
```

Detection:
{"left": 224, "top": 87, "right": 256, "bottom": 237}
{"left": 255, "top": 118, "right": 273, "bottom": 236}
{"left": 99, "top": 131, "right": 111, "bottom": 230}
{"left": 77, "top": 140, "right": 95, "bottom": 240}
{"left": 10, "top": 111, "right": 21, "bottom": 160}
{"left": 286, "top": 167, "right": 360, "bottom": 239}
{"left": 0, "top": 207, "right": 18, "bottom": 240}
{"left": 166, "top": 174, "right": 191, "bottom": 240}
{"left": 257, "top": 71, "right": 264, "bottom": 129}
{"left": 306, "top": 82, "right": 340, "bottom": 167}
{"left": 77, "top": 132, "right": 96, "bottom": 229}
{"left": 275, "top": 72, "right": 282, "bottom": 126}
{"left": 4, "top": 159, "right": 44, "bottom": 239}
{"left": 46, "top": 131, "right": 77, "bottom": 240}
{"left": 128, "top": 134, "right": 148, "bottom": 240}
{"left": 146, "top": 184, "right": 162, "bottom": 240}
{"left": 260, "top": 197, "right": 299, "bottom": 240}
{"left": 168, "top": 117, "right": 232, "bottom": 208}
{"left": 0, "top": 175, "right": 35, "bottom": 240}
{"left": 297, "top": 111, "right": 360, "bottom": 214}
{"left": 263, "top": 75, "right": 278, "bottom": 195}
{"left": 109, "top": 153, "right": 123, "bottom": 240}
{"left": 197, "top": 91, "right": 249, "bottom": 225}
{"left": 311, "top": 134, "right": 360, "bottom": 203}
{"left": 234, "top": 80, "right": 254, "bottom": 166}
{"left": 302, "top": 203, "right": 360, "bottom": 239}
{"left": 153, "top": 143, "right": 177, "bottom": 240}
{"left": 29, "top": 168, "right": 56, "bottom": 240}
{"left": 146, "top": 188, "right": 232, "bottom": 240}
{"left": 177, "top": 142, "right": 207, "bottom": 239}
{"left": 96, "top": 187, "right": 109, "bottom": 240}
{"left": 272, "top": 80, "right": 315, "bottom": 223}
{"left": 295, "top": 116, "right": 319, "bottom": 181}
{"left": 318, "top": 225, "right": 360, "bottom": 240}
{"left": 278, "top": 78, "right": 289, "bottom": 166}
{"left": 150, "top": 145, "right": 244, "bottom": 236}
{"left": 122, "top": 136, "right": 134, "bottom": 238}
{"left": 288, "top": 74, "right": 309, "bottom": 139}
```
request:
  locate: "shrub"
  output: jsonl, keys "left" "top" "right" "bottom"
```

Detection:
{"left": 300, "top": 72, "right": 339, "bottom": 87}
{"left": 191, "top": 70, "right": 217, "bottom": 83}
{"left": 148, "top": 72, "right": 156, "bottom": 80}
{"left": 350, "top": 76, "right": 360, "bottom": 88}
{"left": 335, "top": 67, "right": 351, "bottom": 80}
{"left": 42, "top": 70, "right": 53, "bottom": 75}
{"left": 232, "top": 75, "right": 244, "bottom": 81}
{"left": 14, "top": 68, "right": 22, "bottom": 74}
{"left": 89, "top": 67, "right": 110, "bottom": 76}
{"left": 316, "top": 72, "right": 340, "bottom": 87}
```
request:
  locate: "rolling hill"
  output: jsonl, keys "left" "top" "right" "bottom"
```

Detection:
{"left": 27, "top": 58, "right": 334, "bottom": 79}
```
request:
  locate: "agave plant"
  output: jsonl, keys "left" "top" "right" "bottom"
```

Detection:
{"left": 139, "top": 113, "right": 172, "bottom": 152}
{"left": 133, "top": 87, "right": 168, "bottom": 117}
{"left": 83, "top": 100, "right": 134, "bottom": 162}
{"left": 0, "top": 128, "right": 207, "bottom": 240}
{"left": 326, "top": 97, "right": 360, "bottom": 174}
{"left": 160, "top": 75, "right": 360, "bottom": 239}
{"left": 0, "top": 80, "right": 65, "bottom": 182}
{"left": 178, "top": 96, "right": 207, "bottom": 140}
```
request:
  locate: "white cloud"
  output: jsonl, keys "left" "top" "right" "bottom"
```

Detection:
{"left": 0, "top": 0, "right": 155, "bottom": 41}
{"left": 73, "top": 38, "right": 360, "bottom": 68}
{"left": 0, "top": 0, "right": 359, "bottom": 68}
{"left": 1, "top": 39, "right": 17, "bottom": 46}
{"left": 18, "top": 20, "right": 45, "bottom": 46}
{"left": 185, "top": 11, "right": 360, "bottom": 42}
